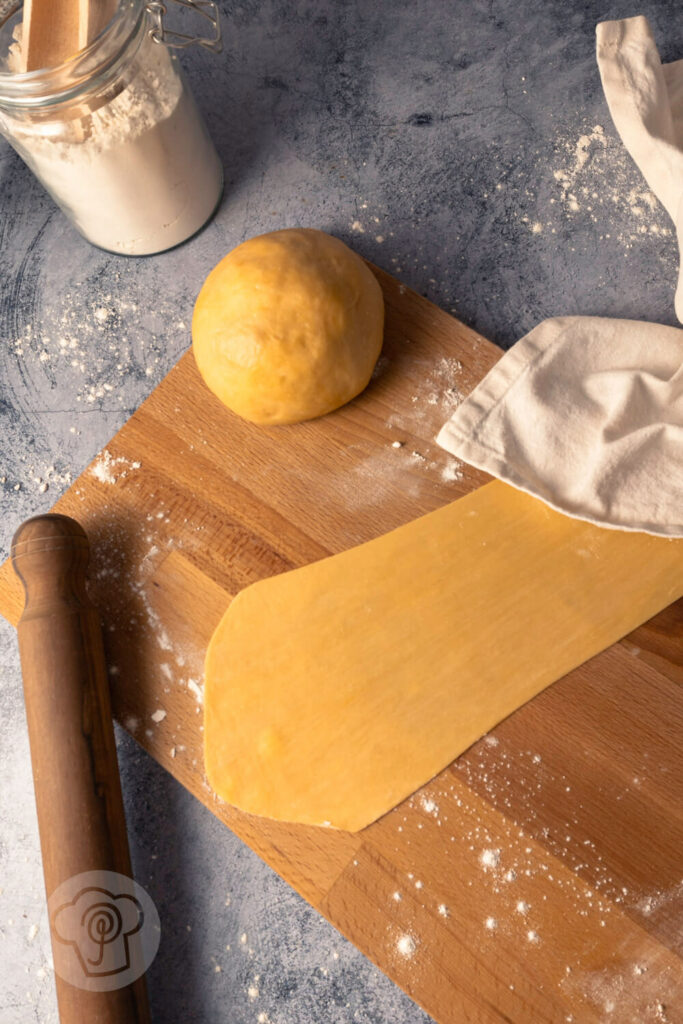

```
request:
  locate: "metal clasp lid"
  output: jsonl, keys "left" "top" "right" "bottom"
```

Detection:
{"left": 147, "top": 0, "right": 222, "bottom": 53}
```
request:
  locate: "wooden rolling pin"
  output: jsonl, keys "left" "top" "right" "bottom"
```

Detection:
{"left": 11, "top": 515, "right": 150, "bottom": 1024}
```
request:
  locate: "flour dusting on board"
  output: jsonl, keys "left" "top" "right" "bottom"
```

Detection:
{"left": 480, "top": 848, "right": 501, "bottom": 870}
{"left": 69, "top": 494, "right": 209, "bottom": 736}
{"left": 396, "top": 934, "right": 417, "bottom": 958}
{"left": 329, "top": 350, "right": 467, "bottom": 513}
{"left": 381, "top": 729, "right": 677, "bottom": 1016}
{"left": 405, "top": 357, "right": 465, "bottom": 424}
{"left": 566, "top": 959, "right": 678, "bottom": 1022}
{"left": 419, "top": 795, "right": 440, "bottom": 816}
{"left": 90, "top": 448, "right": 141, "bottom": 485}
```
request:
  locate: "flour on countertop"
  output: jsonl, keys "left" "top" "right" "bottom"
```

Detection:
{"left": 552, "top": 126, "right": 607, "bottom": 204}
{"left": 518, "top": 122, "right": 674, "bottom": 253}
{"left": 8, "top": 285, "right": 191, "bottom": 413}
{"left": 0, "top": 460, "right": 73, "bottom": 499}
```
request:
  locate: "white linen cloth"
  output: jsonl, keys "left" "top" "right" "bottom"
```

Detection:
{"left": 437, "top": 17, "right": 683, "bottom": 537}
{"left": 596, "top": 16, "right": 683, "bottom": 323}
{"left": 436, "top": 316, "right": 683, "bottom": 537}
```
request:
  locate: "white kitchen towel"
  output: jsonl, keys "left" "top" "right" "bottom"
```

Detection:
{"left": 436, "top": 316, "right": 683, "bottom": 536}
{"left": 596, "top": 16, "right": 683, "bottom": 323}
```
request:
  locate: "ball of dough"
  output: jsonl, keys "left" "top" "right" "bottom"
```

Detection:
{"left": 192, "top": 228, "right": 385, "bottom": 425}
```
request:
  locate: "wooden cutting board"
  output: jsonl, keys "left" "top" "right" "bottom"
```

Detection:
{"left": 1, "top": 266, "right": 681, "bottom": 1023}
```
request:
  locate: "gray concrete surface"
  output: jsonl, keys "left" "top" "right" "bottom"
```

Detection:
{"left": 0, "top": 1, "right": 680, "bottom": 1021}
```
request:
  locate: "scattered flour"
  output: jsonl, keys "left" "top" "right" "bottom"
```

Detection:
{"left": 1, "top": 460, "right": 73, "bottom": 498}
{"left": 419, "top": 795, "right": 440, "bottom": 816}
{"left": 90, "top": 448, "right": 141, "bottom": 485}
{"left": 441, "top": 459, "right": 463, "bottom": 483}
{"left": 187, "top": 678, "right": 204, "bottom": 705}
{"left": 150, "top": 709, "right": 166, "bottom": 723}
{"left": 552, "top": 126, "right": 607, "bottom": 205}
{"left": 480, "top": 849, "right": 501, "bottom": 870}
{"left": 520, "top": 121, "right": 675, "bottom": 252}
{"left": 396, "top": 934, "right": 417, "bottom": 958}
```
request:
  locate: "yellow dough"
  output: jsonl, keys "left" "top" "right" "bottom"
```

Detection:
{"left": 192, "top": 228, "right": 384, "bottom": 425}
{"left": 204, "top": 482, "right": 683, "bottom": 832}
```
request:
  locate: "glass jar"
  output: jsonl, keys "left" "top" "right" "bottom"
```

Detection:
{"left": 0, "top": 0, "right": 223, "bottom": 255}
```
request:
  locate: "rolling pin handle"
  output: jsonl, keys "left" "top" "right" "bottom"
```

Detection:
{"left": 12, "top": 514, "right": 90, "bottom": 610}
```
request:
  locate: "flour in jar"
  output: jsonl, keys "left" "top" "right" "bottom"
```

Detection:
{"left": 5, "top": 30, "right": 222, "bottom": 254}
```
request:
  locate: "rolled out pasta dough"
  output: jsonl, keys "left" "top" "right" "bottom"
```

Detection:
{"left": 204, "top": 482, "right": 682, "bottom": 832}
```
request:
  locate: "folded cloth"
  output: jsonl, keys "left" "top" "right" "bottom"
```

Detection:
{"left": 596, "top": 16, "right": 683, "bottom": 323}
{"left": 436, "top": 316, "right": 683, "bottom": 537}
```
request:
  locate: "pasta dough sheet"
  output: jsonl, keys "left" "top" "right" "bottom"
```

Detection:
{"left": 204, "top": 482, "right": 682, "bottom": 832}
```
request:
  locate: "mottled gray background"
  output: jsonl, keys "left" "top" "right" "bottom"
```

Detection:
{"left": 0, "top": 1, "right": 680, "bottom": 1022}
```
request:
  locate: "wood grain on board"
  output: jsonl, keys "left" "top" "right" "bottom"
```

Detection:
{"left": 1, "top": 267, "right": 681, "bottom": 1023}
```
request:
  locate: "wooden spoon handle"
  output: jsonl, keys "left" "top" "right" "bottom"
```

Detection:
{"left": 11, "top": 514, "right": 150, "bottom": 1024}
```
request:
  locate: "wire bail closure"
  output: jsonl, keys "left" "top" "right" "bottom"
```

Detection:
{"left": 147, "top": 0, "right": 222, "bottom": 53}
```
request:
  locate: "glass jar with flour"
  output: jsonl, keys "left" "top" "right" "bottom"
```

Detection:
{"left": 0, "top": 0, "right": 223, "bottom": 254}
